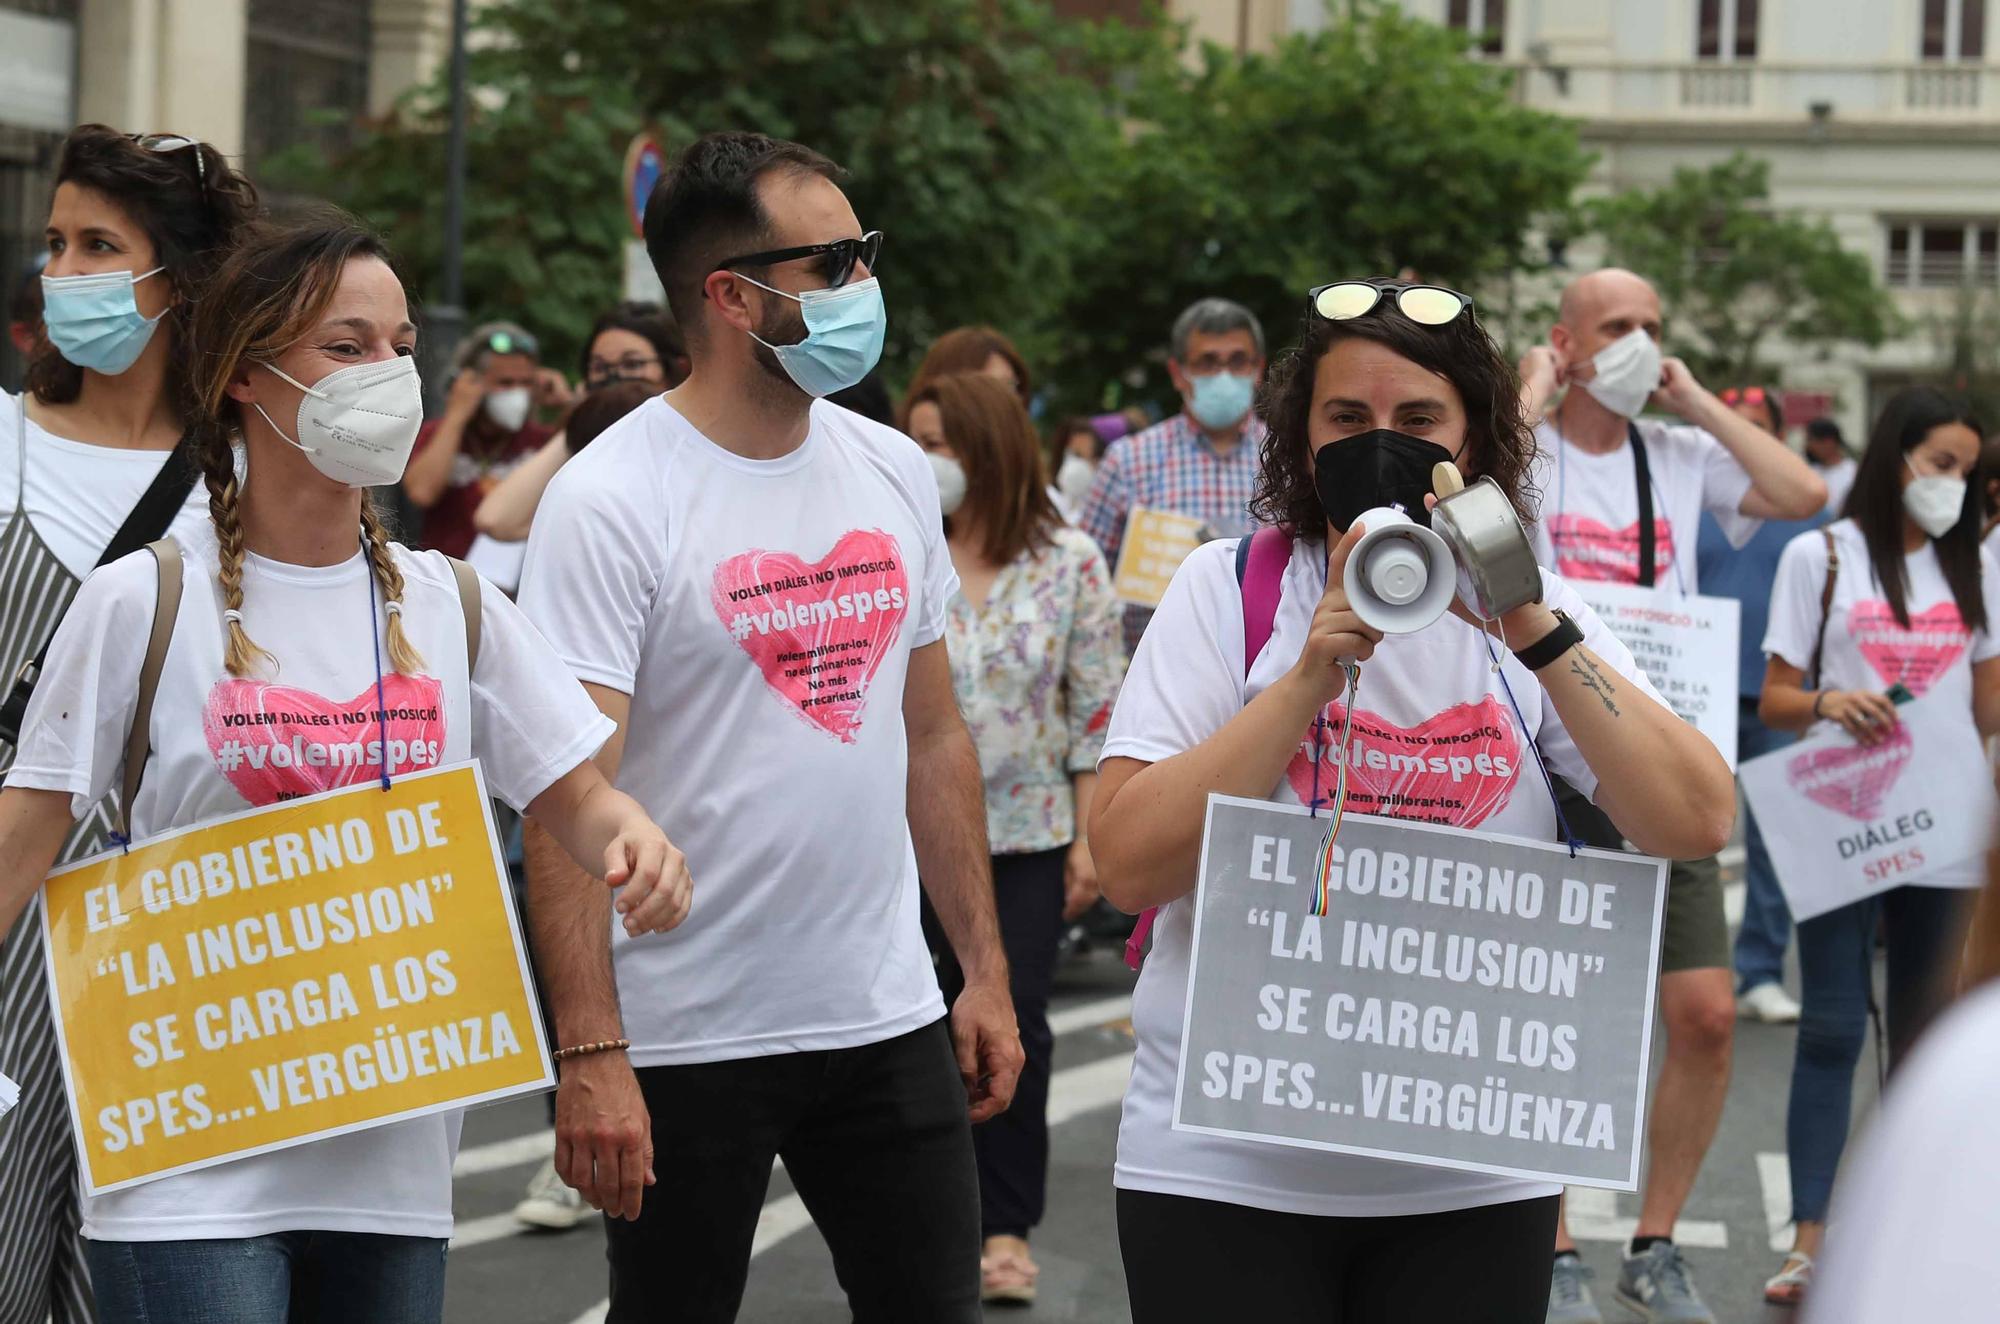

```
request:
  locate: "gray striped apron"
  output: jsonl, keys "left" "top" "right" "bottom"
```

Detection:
{"left": 0, "top": 401, "right": 119, "bottom": 1324}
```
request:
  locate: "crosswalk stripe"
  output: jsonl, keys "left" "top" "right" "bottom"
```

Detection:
{"left": 1758, "top": 1150, "right": 1793, "bottom": 1252}
{"left": 1046, "top": 993, "right": 1135, "bottom": 1038}
{"left": 454, "top": 1128, "right": 554, "bottom": 1177}
{"left": 1562, "top": 1185, "right": 1729, "bottom": 1250}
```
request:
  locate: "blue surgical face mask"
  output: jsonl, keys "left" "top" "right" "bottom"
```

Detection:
{"left": 738, "top": 274, "right": 887, "bottom": 398}
{"left": 1188, "top": 370, "right": 1255, "bottom": 430}
{"left": 41, "top": 266, "right": 167, "bottom": 375}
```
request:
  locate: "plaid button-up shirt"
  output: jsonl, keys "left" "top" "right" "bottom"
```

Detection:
{"left": 1078, "top": 411, "right": 1267, "bottom": 653}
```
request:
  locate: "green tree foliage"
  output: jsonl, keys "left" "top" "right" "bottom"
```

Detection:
{"left": 1047, "top": 3, "right": 1591, "bottom": 413}
{"left": 1586, "top": 155, "right": 1895, "bottom": 386}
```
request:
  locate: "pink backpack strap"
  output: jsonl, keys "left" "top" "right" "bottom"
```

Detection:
{"left": 1125, "top": 527, "right": 1290, "bottom": 972}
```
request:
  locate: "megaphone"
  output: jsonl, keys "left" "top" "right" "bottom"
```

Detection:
{"left": 1344, "top": 466, "right": 1544, "bottom": 635}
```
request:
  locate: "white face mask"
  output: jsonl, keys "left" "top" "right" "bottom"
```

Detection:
{"left": 1577, "top": 328, "right": 1662, "bottom": 419}
{"left": 1055, "top": 453, "right": 1096, "bottom": 505}
{"left": 928, "top": 452, "right": 967, "bottom": 517}
{"left": 1903, "top": 458, "right": 1968, "bottom": 539}
{"left": 483, "top": 386, "right": 533, "bottom": 432}
{"left": 254, "top": 355, "right": 425, "bottom": 488}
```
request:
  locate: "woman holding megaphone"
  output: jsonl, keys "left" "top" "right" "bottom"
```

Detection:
{"left": 1091, "top": 277, "right": 1733, "bottom": 1321}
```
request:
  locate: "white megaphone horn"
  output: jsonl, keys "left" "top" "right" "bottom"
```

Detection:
{"left": 1343, "top": 465, "right": 1545, "bottom": 636}
{"left": 1343, "top": 506, "right": 1457, "bottom": 634}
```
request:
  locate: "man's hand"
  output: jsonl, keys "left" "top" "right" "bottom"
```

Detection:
{"left": 554, "top": 1051, "right": 654, "bottom": 1220}
{"left": 444, "top": 369, "right": 488, "bottom": 422}
{"left": 951, "top": 981, "right": 1024, "bottom": 1124}
{"left": 1063, "top": 839, "right": 1100, "bottom": 921}
{"left": 535, "top": 365, "right": 575, "bottom": 411}
{"left": 1517, "top": 345, "right": 1564, "bottom": 421}
{"left": 1649, "top": 356, "right": 1711, "bottom": 420}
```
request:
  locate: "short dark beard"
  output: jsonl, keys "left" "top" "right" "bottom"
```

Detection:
{"left": 749, "top": 297, "right": 809, "bottom": 397}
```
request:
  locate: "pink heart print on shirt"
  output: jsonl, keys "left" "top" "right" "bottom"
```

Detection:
{"left": 203, "top": 673, "right": 447, "bottom": 806}
{"left": 1546, "top": 513, "right": 1676, "bottom": 584}
{"left": 711, "top": 528, "right": 909, "bottom": 744}
{"left": 1786, "top": 722, "right": 1914, "bottom": 822}
{"left": 1285, "top": 697, "right": 1523, "bottom": 827}
{"left": 1848, "top": 600, "right": 1971, "bottom": 696}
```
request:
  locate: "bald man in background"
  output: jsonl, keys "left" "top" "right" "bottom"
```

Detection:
{"left": 1520, "top": 269, "right": 1824, "bottom": 1324}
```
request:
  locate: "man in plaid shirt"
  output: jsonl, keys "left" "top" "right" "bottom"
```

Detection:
{"left": 1078, "top": 297, "right": 1269, "bottom": 653}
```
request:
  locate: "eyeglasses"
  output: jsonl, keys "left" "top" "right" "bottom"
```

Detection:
{"left": 1185, "top": 351, "right": 1259, "bottom": 376}
{"left": 1310, "top": 280, "right": 1473, "bottom": 328}
{"left": 484, "top": 328, "right": 539, "bottom": 359}
{"left": 718, "top": 231, "right": 883, "bottom": 290}
{"left": 132, "top": 133, "right": 205, "bottom": 187}
{"left": 1720, "top": 386, "right": 1768, "bottom": 406}
{"left": 587, "top": 354, "right": 660, "bottom": 381}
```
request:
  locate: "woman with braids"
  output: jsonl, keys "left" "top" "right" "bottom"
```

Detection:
{"left": 0, "top": 211, "right": 692, "bottom": 1322}
{"left": 1088, "top": 277, "right": 1732, "bottom": 1321}
{"left": 0, "top": 123, "right": 257, "bottom": 1324}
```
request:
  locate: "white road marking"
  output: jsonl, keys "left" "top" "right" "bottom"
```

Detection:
{"left": 450, "top": 1210, "right": 530, "bottom": 1250}
{"left": 1719, "top": 844, "right": 1746, "bottom": 871}
{"left": 1047, "top": 993, "right": 1136, "bottom": 1038}
{"left": 453, "top": 1128, "right": 554, "bottom": 1177}
{"left": 1724, "top": 880, "right": 1746, "bottom": 930}
{"left": 1563, "top": 1185, "right": 1729, "bottom": 1250}
{"left": 1758, "top": 1151, "right": 1793, "bottom": 1252}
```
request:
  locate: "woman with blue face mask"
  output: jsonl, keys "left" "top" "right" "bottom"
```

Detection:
{"left": 0, "top": 122, "right": 258, "bottom": 1324}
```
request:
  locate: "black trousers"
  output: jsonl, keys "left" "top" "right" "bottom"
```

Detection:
{"left": 926, "top": 847, "right": 1066, "bottom": 1239}
{"left": 604, "top": 1019, "right": 980, "bottom": 1324}
{"left": 1117, "top": 1189, "right": 1559, "bottom": 1322}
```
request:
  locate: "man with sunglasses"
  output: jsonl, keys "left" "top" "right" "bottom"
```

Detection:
{"left": 1078, "top": 297, "right": 1269, "bottom": 653}
{"left": 1522, "top": 268, "right": 1826, "bottom": 1324}
{"left": 404, "top": 321, "right": 554, "bottom": 558}
{"left": 518, "top": 130, "right": 1020, "bottom": 1323}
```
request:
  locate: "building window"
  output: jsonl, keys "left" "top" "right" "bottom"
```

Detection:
{"left": 1886, "top": 220, "right": 2000, "bottom": 287}
{"left": 1697, "top": 0, "right": 1759, "bottom": 60}
{"left": 243, "top": 0, "right": 372, "bottom": 180}
{"left": 1923, "top": 0, "right": 1986, "bottom": 59}
{"left": 1446, "top": 0, "right": 1506, "bottom": 56}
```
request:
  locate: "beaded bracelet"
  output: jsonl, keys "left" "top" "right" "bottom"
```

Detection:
{"left": 552, "top": 1038, "right": 630, "bottom": 1063}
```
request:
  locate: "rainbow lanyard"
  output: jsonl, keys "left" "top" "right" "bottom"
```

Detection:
{"left": 1303, "top": 661, "right": 1360, "bottom": 918}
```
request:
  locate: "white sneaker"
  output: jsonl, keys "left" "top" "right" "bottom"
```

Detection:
{"left": 512, "top": 1157, "right": 592, "bottom": 1230}
{"left": 1737, "top": 982, "right": 1802, "bottom": 1024}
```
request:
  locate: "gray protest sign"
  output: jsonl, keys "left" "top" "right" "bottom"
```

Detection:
{"left": 1173, "top": 794, "right": 1668, "bottom": 1190}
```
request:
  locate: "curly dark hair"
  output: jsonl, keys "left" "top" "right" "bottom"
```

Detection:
{"left": 1250, "top": 282, "right": 1539, "bottom": 540}
{"left": 26, "top": 124, "right": 260, "bottom": 421}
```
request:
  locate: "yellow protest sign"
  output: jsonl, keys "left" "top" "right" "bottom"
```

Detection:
{"left": 1113, "top": 507, "right": 1208, "bottom": 608}
{"left": 40, "top": 762, "right": 552, "bottom": 1194}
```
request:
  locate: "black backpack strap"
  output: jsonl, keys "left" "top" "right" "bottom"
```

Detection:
{"left": 1628, "top": 421, "right": 1656, "bottom": 589}
{"left": 0, "top": 430, "right": 199, "bottom": 746}
{"left": 1808, "top": 526, "right": 1841, "bottom": 688}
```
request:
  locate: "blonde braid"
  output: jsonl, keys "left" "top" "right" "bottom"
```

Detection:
{"left": 359, "top": 497, "right": 426, "bottom": 675}
{"left": 200, "top": 431, "right": 275, "bottom": 678}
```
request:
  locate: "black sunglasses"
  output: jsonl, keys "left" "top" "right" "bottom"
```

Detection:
{"left": 1309, "top": 280, "right": 1473, "bottom": 327}
{"left": 718, "top": 231, "right": 883, "bottom": 290}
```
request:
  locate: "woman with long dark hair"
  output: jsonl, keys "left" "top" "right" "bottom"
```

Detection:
{"left": 1090, "top": 277, "right": 1732, "bottom": 1320}
{"left": 1757, "top": 386, "right": 2000, "bottom": 1308}
{"left": 0, "top": 123, "right": 258, "bottom": 1324}
{"left": 0, "top": 212, "right": 690, "bottom": 1322}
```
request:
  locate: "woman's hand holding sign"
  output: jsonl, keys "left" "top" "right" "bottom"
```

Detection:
{"left": 1817, "top": 689, "right": 1901, "bottom": 747}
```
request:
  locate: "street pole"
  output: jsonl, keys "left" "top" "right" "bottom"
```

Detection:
{"left": 423, "top": 0, "right": 471, "bottom": 414}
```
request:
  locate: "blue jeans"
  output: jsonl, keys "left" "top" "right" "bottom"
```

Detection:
{"left": 85, "top": 1231, "right": 446, "bottom": 1324}
{"left": 1733, "top": 698, "right": 1796, "bottom": 991}
{"left": 1786, "top": 886, "right": 1965, "bottom": 1222}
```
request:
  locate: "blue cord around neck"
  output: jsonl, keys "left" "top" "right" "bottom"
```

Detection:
{"left": 1485, "top": 636, "right": 1582, "bottom": 857}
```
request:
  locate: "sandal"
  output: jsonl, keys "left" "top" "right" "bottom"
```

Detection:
{"left": 981, "top": 1245, "right": 1040, "bottom": 1306}
{"left": 1764, "top": 1252, "right": 1814, "bottom": 1305}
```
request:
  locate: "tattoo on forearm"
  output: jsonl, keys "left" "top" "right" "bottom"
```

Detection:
{"left": 1567, "top": 654, "right": 1621, "bottom": 718}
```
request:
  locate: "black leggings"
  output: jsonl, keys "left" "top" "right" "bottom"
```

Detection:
{"left": 1118, "top": 1188, "right": 1558, "bottom": 1323}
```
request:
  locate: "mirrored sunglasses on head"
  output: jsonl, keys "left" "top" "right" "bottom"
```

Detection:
{"left": 1309, "top": 280, "right": 1473, "bottom": 328}
{"left": 131, "top": 132, "right": 206, "bottom": 186}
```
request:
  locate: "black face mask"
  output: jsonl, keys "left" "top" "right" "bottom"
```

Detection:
{"left": 1313, "top": 428, "right": 1457, "bottom": 532}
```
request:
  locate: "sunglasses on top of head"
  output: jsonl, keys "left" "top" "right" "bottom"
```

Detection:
{"left": 1308, "top": 280, "right": 1474, "bottom": 328}
{"left": 717, "top": 231, "right": 883, "bottom": 291}
{"left": 131, "top": 132, "right": 206, "bottom": 186}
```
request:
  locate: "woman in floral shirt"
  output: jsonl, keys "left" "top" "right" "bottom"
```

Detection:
{"left": 905, "top": 371, "right": 1125, "bottom": 1303}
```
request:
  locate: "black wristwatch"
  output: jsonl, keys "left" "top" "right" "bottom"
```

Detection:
{"left": 1512, "top": 609, "right": 1584, "bottom": 672}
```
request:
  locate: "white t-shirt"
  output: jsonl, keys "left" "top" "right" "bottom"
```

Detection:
{"left": 1819, "top": 457, "right": 1858, "bottom": 517}
{"left": 1101, "top": 537, "right": 1665, "bottom": 1217}
{"left": 0, "top": 390, "right": 209, "bottom": 576}
{"left": 1810, "top": 980, "right": 2000, "bottom": 1322}
{"left": 518, "top": 396, "right": 954, "bottom": 1066}
{"left": 6, "top": 522, "right": 613, "bottom": 1242}
{"left": 1529, "top": 418, "right": 1760, "bottom": 593}
{"left": 1763, "top": 519, "right": 2000, "bottom": 890}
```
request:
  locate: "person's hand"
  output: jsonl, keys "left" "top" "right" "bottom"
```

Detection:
{"left": 1650, "top": 356, "right": 1709, "bottom": 419}
{"left": 535, "top": 366, "right": 575, "bottom": 411}
{"left": 554, "top": 1051, "right": 654, "bottom": 1220}
{"left": 605, "top": 820, "right": 691, "bottom": 937}
{"left": 1288, "top": 520, "right": 1383, "bottom": 708}
{"left": 1063, "top": 839, "right": 1100, "bottom": 921}
{"left": 1517, "top": 345, "right": 1564, "bottom": 418}
{"left": 952, "top": 980, "right": 1024, "bottom": 1124}
{"left": 1818, "top": 689, "right": 1901, "bottom": 746}
{"left": 444, "top": 370, "right": 488, "bottom": 422}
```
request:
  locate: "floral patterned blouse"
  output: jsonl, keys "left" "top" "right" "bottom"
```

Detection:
{"left": 946, "top": 524, "right": 1126, "bottom": 854}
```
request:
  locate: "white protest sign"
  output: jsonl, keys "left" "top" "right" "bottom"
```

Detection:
{"left": 0, "top": 1070, "right": 17, "bottom": 1119}
{"left": 1570, "top": 581, "right": 1740, "bottom": 769}
{"left": 1737, "top": 693, "right": 1993, "bottom": 921}
{"left": 1175, "top": 795, "right": 1668, "bottom": 1190}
